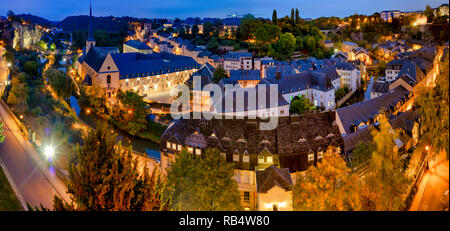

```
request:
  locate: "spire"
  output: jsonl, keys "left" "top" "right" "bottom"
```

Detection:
{"left": 87, "top": 0, "right": 94, "bottom": 41}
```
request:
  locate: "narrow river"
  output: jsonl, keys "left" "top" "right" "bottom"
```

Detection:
{"left": 68, "top": 96, "right": 161, "bottom": 161}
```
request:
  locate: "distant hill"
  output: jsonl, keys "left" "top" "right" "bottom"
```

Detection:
{"left": 58, "top": 15, "right": 144, "bottom": 32}
{"left": 16, "top": 14, "right": 56, "bottom": 26}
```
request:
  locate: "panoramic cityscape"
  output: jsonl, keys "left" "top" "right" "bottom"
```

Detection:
{"left": 0, "top": 0, "right": 448, "bottom": 215}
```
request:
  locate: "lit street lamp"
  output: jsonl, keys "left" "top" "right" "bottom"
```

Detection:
{"left": 44, "top": 146, "right": 55, "bottom": 159}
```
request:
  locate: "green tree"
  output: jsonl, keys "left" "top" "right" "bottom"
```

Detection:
{"left": 166, "top": 148, "right": 242, "bottom": 211}
{"left": 272, "top": 10, "right": 278, "bottom": 25}
{"left": 291, "top": 8, "right": 295, "bottom": 23}
{"left": 295, "top": 9, "right": 300, "bottom": 23}
{"left": 295, "top": 36, "right": 304, "bottom": 50}
{"left": 289, "top": 95, "right": 311, "bottom": 115}
{"left": 115, "top": 90, "right": 149, "bottom": 136}
{"left": 273, "top": 32, "right": 296, "bottom": 60}
{"left": 350, "top": 141, "right": 375, "bottom": 168}
{"left": 415, "top": 53, "right": 449, "bottom": 158}
{"left": 2, "top": 49, "right": 15, "bottom": 65}
{"left": 55, "top": 122, "right": 166, "bottom": 211}
{"left": 191, "top": 25, "right": 199, "bottom": 35}
{"left": 7, "top": 75, "right": 27, "bottom": 114}
{"left": 359, "top": 113, "right": 411, "bottom": 211}
{"left": 213, "top": 66, "right": 228, "bottom": 83}
{"left": 424, "top": 5, "right": 435, "bottom": 23}
{"left": 45, "top": 68, "right": 74, "bottom": 99}
{"left": 23, "top": 61, "right": 39, "bottom": 77}
{"left": 292, "top": 152, "right": 361, "bottom": 211}
{"left": 0, "top": 122, "right": 5, "bottom": 143}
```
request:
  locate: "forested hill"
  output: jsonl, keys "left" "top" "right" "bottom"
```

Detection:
{"left": 11, "top": 13, "right": 147, "bottom": 32}
{"left": 16, "top": 14, "right": 56, "bottom": 27}
{"left": 58, "top": 15, "right": 145, "bottom": 32}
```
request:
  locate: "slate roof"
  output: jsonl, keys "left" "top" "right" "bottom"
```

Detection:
{"left": 124, "top": 40, "right": 152, "bottom": 50}
{"left": 82, "top": 46, "right": 120, "bottom": 72}
{"left": 265, "top": 65, "right": 339, "bottom": 93}
{"left": 229, "top": 70, "right": 261, "bottom": 81}
{"left": 343, "top": 125, "right": 373, "bottom": 153}
{"left": 185, "top": 63, "right": 215, "bottom": 89}
{"left": 161, "top": 112, "right": 344, "bottom": 172}
{"left": 264, "top": 66, "right": 297, "bottom": 79}
{"left": 256, "top": 166, "right": 293, "bottom": 193}
{"left": 222, "top": 17, "right": 241, "bottom": 26}
{"left": 223, "top": 52, "right": 252, "bottom": 61}
{"left": 371, "top": 81, "right": 390, "bottom": 94}
{"left": 336, "top": 85, "right": 411, "bottom": 135}
{"left": 343, "top": 41, "right": 358, "bottom": 46}
{"left": 335, "top": 62, "right": 356, "bottom": 71}
{"left": 110, "top": 52, "right": 200, "bottom": 78}
{"left": 389, "top": 110, "right": 419, "bottom": 134}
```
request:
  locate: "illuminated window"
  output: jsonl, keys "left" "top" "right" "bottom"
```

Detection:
{"left": 233, "top": 154, "right": 239, "bottom": 162}
{"left": 317, "top": 151, "right": 323, "bottom": 159}
{"left": 177, "top": 144, "right": 182, "bottom": 151}
{"left": 243, "top": 192, "right": 250, "bottom": 202}
{"left": 308, "top": 153, "right": 314, "bottom": 162}
{"left": 195, "top": 149, "right": 201, "bottom": 156}
{"left": 187, "top": 147, "right": 193, "bottom": 153}
{"left": 243, "top": 155, "right": 249, "bottom": 163}
{"left": 220, "top": 152, "right": 226, "bottom": 159}
{"left": 266, "top": 156, "right": 273, "bottom": 163}
{"left": 166, "top": 142, "right": 171, "bottom": 149}
{"left": 258, "top": 156, "right": 264, "bottom": 164}
{"left": 171, "top": 143, "right": 176, "bottom": 150}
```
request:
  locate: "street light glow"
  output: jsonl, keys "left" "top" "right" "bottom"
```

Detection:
{"left": 425, "top": 146, "right": 429, "bottom": 151}
{"left": 44, "top": 146, "right": 55, "bottom": 159}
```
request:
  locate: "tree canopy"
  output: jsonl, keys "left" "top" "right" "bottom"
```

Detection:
{"left": 165, "top": 148, "right": 242, "bottom": 211}
{"left": 45, "top": 68, "right": 74, "bottom": 99}
{"left": 289, "top": 95, "right": 311, "bottom": 115}
{"left": 54, "top": 122, "right": 166, "bottom": 211}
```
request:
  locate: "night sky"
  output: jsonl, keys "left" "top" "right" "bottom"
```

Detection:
{"left": 1, "top": 0, "right": 448, "bottom": 21}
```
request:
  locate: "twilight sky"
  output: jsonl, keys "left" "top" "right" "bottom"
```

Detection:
{"left": 1, "top": 0, "right": 447, "bottom": 21}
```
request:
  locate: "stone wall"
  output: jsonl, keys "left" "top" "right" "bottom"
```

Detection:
{"left": 12, "top": 23, "right": 43, "bottom": 50}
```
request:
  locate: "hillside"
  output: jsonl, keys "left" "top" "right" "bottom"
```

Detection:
{"left": 16, "top": 14, "right": 56, "bottom": 26}
{"left": 57, "top": 15, "right": 143, "bottom": 32}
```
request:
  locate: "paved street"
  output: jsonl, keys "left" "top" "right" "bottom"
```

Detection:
{"left": 0, "top": 101, "right": 71, "bottom": 210}
{"left": 410, "top": 151, "right": 449, "bottom": 211}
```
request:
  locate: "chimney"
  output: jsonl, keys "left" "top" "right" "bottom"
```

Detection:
{"left": 276, "top": 71, "right": 281, "bottom": 80}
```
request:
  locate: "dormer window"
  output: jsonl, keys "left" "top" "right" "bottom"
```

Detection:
{"left": 258, "top": 156, "right": 265, "bottom": 164}
{"left": 298, "top": 137, "right": 307, "bottom": 143}
{"left": 166, "top": 142, "right": 171, "bottom": 149}
{"left": 187, "top": 147, "right": 193, "bottom": 153}
{"left": 233, "top": 153, "right": 239, "bottom": 162}
{"left": 266, "top": 156, "right": 273, "bottom": 163}
{"left": 243, "top": 152, "right": 250, "bottom": 163}
{"left": 308, "top": 152, "right": 315, "bottom": 162}
{"left": 195, "top": 149, "right": 201, "bottom": 156}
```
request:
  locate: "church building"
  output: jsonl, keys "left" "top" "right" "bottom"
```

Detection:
{"left": 76, "top": 3, "right": 200, "bottom": 102}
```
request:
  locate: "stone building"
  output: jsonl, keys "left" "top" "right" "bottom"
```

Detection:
{"left": 160, "top": 112, "right": 345, "bottom": 210}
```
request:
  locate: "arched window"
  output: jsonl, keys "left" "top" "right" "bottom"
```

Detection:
{"left": 107, "top": 75, "right": 111, "bottom": 84}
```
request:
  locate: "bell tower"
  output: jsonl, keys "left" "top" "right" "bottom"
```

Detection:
{"left": 86, "top": 1, "right": 96, "bottom": 54}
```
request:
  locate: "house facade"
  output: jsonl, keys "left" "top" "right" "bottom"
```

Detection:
{"left": 160, "top": 113, "right": 345, "bottom": 211}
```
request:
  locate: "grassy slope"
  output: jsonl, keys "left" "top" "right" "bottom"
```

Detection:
{"left": 0, "top": 166, "right": 22, "bottom": 211}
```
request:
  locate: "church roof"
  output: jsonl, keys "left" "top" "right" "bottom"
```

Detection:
{"left": 110, "top": 52, "right": 199, "bottom": 79}
{"left": 124, "top": 40, "right": 152, "bottom": 50}
{"left": 83, "top": 46, "right": 120, "bottom": 72}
